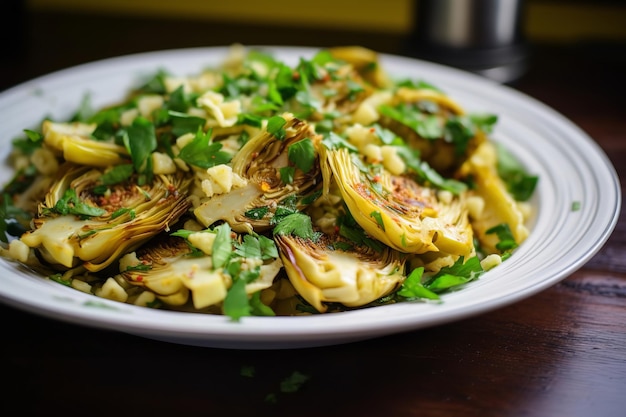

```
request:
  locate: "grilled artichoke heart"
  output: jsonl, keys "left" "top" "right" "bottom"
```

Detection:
{"left": 303, "top": 56, "right": 375, "bottom": 122}
{"left": 323, "top": 147, "right": 473, "bottom": 257}
{"left": 275, "top": 234, "right": 406, "bottom": 313}
{"left": 458, "top": 141, "right": 530, "bottom": 253}
{"left": 194, "top": 113, "right": 322, "bottom": 233}
{"left": 327, "top": 46, "right": 392, "bottom": 89}
{"left": 19, "top": 163, "right": 192, "bottom": 272}
{"left": 378, "top": 87, "right": 485, "bottom": 175}
{"left": 119, "top": 233, "right": 282, "bottom": 310}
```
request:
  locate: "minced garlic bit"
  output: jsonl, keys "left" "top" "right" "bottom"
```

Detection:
{"left": 197, "top": 91, "right": 241, "bottom": 127}
{"left": 152, "top": 152, "right": 178, "bottom": 174}
{"left": 380, "top": 145, "right": 405, "bottom": 175}
{"left": 187, "top": 231, "right": 217, "bottom": 255}
{"left": 95, "top": 277, "right": 129, "bottom": 303}
{"left": 133, "top": 291, "right": 157, "bottom": 307}
{"left": 8, "top": 239, "right": 30, "bottom": 263}
{"left": 71, "top": 279, "right": 93, "bottom": 294}
{"left": 480, "top": 254, "right": 503, "bottom": 271}
{"left": 201, "top": 164, "right": 247, "bottom": 198}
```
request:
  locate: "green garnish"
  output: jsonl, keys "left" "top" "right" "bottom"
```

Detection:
{"left": 273, "top": 212, "right": 318, "bottom": 240}
{"left": 267, "top": 115, "right": 287, "bottom": 140}
{"left": 288, "top": 138, "right": 315, "bottom": 173}
{"left": 178, "top": 128, "right": 232, "bottom": 169}
{"left": 100, "top": 164, "right": 134, "bottom": 186}
{"left": 211, "top": 223, "right": 233, "bottom": 270}
{"left": 52, "top": 189, "right": 106, "bottom": 218}
{"left": 496, "top": 142, "right": 538, "bottom": 201}
{"left": 486, "top": 223, "right": 518, "bottom": 251}
{"left": 370, "top": 211, "right": 385, "bottom": 231}
{"left": 122, "top": 116, "right": 157, "bottom": 185}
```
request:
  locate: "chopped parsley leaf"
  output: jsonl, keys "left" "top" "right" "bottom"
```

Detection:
{"left": 288, "top": 138, "right": 315, "bottom": 173}
{"left": 178, "top": 128, "right": 232, "bottom": 169}
{"left": 273, "top": 212, "right": 318, "bottom": 241}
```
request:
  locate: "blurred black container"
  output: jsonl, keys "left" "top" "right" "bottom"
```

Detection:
{"left": 409, "top": 0, "right": 529, "bottom": 83}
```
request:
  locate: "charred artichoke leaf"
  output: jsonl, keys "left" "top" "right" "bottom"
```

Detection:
{"left": 19, "top": 163, "right": 192, "bottom": 272}
{"left": 457, "top": 141, "right": 530, "bottom": 253}
{"left": 323, "top": 147, "right": 473, "bottom": 257}
{"left": 42, "top": 121, "right": 129, "bottom": 167}
{"left": 194, "top": 113, "right": 322, "bottom": 233}
{"left": 275, "top": 234, "right": 406, "bottom": 313}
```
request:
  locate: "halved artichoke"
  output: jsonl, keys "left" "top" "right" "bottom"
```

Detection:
{"left": 323, "top": 147, "right": 474, "bottom": 257}
{"left": 302, "top": 57, "right": 375, "bottom": 122}
{"left": 327, "top": 46, "right": 392, "bottom": 89}
{"left": 275, "top": 233, "right": 406, "bottom": 313}
{"left": 119, "top": 233, "right": 282, "bottom": 310}
{"left": 194, "top": 113, "right": 323, "bottom": 233}
{"left": 120, "top": 234, "right": 211, "bottom": 308}
{"left": 19, "top": 162, "right": 192, "bottom": 272}
{"left": 457, "top": 141, "right": 530, "bottom": 253}
{"left": 378, "top": 87, "right": 485, "bottom": 175}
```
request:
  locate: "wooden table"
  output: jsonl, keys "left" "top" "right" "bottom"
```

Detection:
{"left": 2, "top": 10, "right": 625, "bottom": 417}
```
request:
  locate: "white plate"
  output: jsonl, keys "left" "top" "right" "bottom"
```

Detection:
{"left": 0, "top": 46, "right": 620, "bottom": 349}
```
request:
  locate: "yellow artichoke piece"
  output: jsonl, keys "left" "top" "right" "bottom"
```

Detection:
{"left": 306, "top": 60, "right": 375, "bottom": 120}
{"left": 19, "top": 215, "right": 86, "bottom": 268}
{"left": 327, "top": 46, "right": 392, "bottom": 88}
{"left": 120, "top": 237, "right": 222, "bottom": 308}
{"left": 323, "top": 147, "right": 473, "bottom": 257}
{"left": 275, "top": 234, "right": 406, "bottom": 313}
{"left": 379, "top": 87, "right": 485, "bottom": 175}
{"left": 194, "top": 113, "right": 322, "bottom": 233}
{"left": 20, "top": 163, "right": 192, "bottom": 272}
{"left": 458, "top": 141, "right": 529, "bottom": 253}
{"left": 42, "top": 121, "right": 129, "bottom": 167}
{"left": 120, "top": 235, "right": 282, "bottom": 310}
{"left": 394, "top": 87, "right": 465, "bottom": 116}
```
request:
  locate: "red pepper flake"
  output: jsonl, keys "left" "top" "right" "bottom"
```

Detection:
{"left": 369, "top": 127, "right": 376, "bottom": 133}
{"left": 292, "top": 71, "right": 300, "bottom": 80}
{"left": 136, "top": 276, "right": 144, "bottom": 282}
{"left": 167, "top": 184, "right": 178, "bottom": 197}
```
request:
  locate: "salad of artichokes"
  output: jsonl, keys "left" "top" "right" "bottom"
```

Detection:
{"left": 0, "top": 45, "right": 537, "bottom": 320}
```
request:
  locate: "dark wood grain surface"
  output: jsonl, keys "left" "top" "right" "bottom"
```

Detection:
{"left": 2, "top": 10, "right": 625, "bottom": 417}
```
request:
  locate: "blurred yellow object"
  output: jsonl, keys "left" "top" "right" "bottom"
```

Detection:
{"left": 27, "top": 0, "right": 412, "bottom": 33}
{"left": 28, "top": 0, "right": 626, "bottom": 41}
